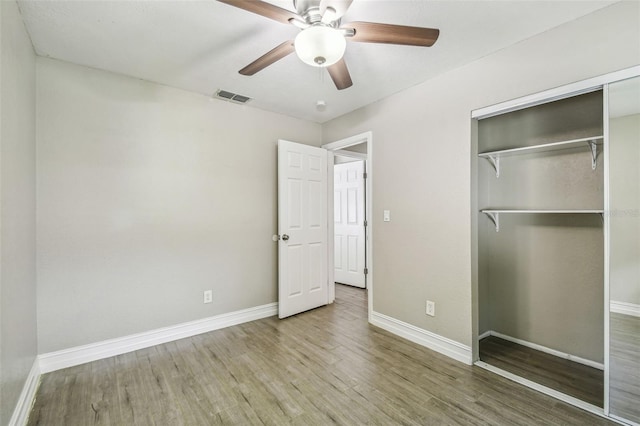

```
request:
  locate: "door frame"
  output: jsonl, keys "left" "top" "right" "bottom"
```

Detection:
{"left": 322, "top": 131, "right": 373, "bottom": 322}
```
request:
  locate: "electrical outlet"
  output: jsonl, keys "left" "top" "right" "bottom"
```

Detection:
{"left": 426, "top": 300, "right": 435, "bottom": 317}
{"left": 203, "top": 290, "right": 213, "bottom": 304}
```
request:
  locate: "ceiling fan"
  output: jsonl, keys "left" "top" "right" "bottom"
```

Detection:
{"left": 217, "top": 0, "right": 440, "bottom": 90}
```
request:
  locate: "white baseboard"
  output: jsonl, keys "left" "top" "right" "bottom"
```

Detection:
{"left": 39, "top": 302, "right": 278, "bottom": 374}
{"left": 370, "top": 311, "right": 472, "bottom": 365}
{"left": 483, "top": 330, "right": 604, "bottom": 370}
{"left": 478, "top": 330, "right": 491, "bottom": 340}
{"left": 8, "top": 359, "right": 41, "bottom": 426}
{"left": 611, "top": 301, "right": 640, "bottom": 318}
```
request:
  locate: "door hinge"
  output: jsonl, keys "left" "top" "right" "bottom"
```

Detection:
{"left": 364, "top": 220, "right": 368, "bottom": 227}
{"left": 363, "top": 172, "right": 368, "bottom": 179}
{"left": 364, "top": 268, "right": 369, "bottom": 275}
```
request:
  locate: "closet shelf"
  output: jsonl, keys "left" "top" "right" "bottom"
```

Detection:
{"left": 480, "top": 209, "right": 605, "bottom": 232}
{"left": 479, "top": 136, "right": 604, "bottom": 177}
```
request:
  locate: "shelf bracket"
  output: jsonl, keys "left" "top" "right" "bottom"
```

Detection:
{"left": 485, "top": 155, "right": 500, "bottom": 178}
{"left": 588, "top": 140, "right": 598, "bottom": 170}
{"left": 484, "top": 211, "right": 500, "bottom": 232}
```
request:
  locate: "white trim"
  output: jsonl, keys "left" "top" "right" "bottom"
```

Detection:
{"left": 483, "top": 330, "right": 604, "bottom": 370}
{"left": 334, "top": 149, "right": 367, "bottom": 160}
{"left": 603, "top": 82, "right": 611, "bottom": 415}
{"left": 322, "top": 131, "right": 372, "bottom": 151}
{"left": 326, "top": 150, "right": 336, "bottom": 305}
{"left": 472, "top": 65, "right": 640, "bottom": 119}
{"left": 371, "top": 311, "right": 472, "bottom": 365}
{"left": 478, "top": 330, "right": 491, "bottom": 340}
{"left": 39, "top": 303, "right": 277, "bottom": 373}
{"left": 474, "top": 361, "right": 610, "bottom": 420}
{"left": 8, "top": 359, "right": 41, "bottom": 426}
{"left": 611, "top": 301, "right": 640, "bottom": 318}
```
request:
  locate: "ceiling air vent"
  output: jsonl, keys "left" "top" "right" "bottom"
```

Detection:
{"left": 214, "top": 89, "right": 252, "bottom": 104}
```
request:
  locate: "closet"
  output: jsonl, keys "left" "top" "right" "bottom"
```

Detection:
{"left": 477, "top": 90, "right": 605, "bottom": 406}
{"left": 472, "top": 66, "right": 640, "bottom": 422}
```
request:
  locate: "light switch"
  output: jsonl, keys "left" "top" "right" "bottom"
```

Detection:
{"left": 383, "top": 210, "right": 391, "bottom": 222}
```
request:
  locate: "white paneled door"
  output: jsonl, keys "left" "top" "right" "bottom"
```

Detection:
{"left": 334, "top": 160, "right": 366, "bottom": 288}
{"left": 277, "top": 140, "right": 328, "bottom": 319}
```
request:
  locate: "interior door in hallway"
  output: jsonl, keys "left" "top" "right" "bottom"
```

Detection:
{"left": 334, "top": 160, "right": 365, "bottom": 288}
{"left": 277, "top": 140, "right": 328, "bottom": 318}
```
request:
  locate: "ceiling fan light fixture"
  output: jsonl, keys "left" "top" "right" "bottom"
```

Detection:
{"left": 294, "top": 25, "right": 346, "bottom": 67}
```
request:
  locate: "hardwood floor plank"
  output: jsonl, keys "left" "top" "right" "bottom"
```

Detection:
{"left": 28, "top": 285, "right": 614, "bottom": 425}
{"left": 609, "top": 312, "right": 640, "bottom": 424}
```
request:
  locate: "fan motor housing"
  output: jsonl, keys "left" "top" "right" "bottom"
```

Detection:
{"left": 294, "top": 0, "right": 322, "bottom": 15}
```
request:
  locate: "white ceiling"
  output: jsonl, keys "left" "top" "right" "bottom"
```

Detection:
{"left": 18, "top": 0, "right": 617, "bottom": 123}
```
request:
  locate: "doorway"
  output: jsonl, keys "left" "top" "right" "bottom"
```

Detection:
{"left": 333, "top": 156, "right": 366, "bottom": 289}
{"left": 322, "top": 132, "right": 373, "bottom": 321}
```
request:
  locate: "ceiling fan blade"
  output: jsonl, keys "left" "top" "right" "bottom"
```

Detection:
{"left": 217, "top": 0, "right": 299, "bottom": 25}
{"left": 327, "top": 58, "right": 353, "bottom": 90}
{"left": 239, "top": 40, "right": 295, "bottom": 75}
{"left": 320, "top": 0, "right": 354, "bottom": 23}
{"left": 344, "top": 21, "right": 439, "bottom": 47}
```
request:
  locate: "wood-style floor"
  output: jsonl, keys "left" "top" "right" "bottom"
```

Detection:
{"left": 479, "top": 336, "right": 604, "bottom": 408}
{"left": 609, "top": 312, "right": 640, "bottom": 423}
{"left": 28, "top": 285, "right": 614, "bottom": 425}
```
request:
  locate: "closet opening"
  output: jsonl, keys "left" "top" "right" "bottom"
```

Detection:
{"left": 475, "top": 90, "right": 605, "bottom": 409}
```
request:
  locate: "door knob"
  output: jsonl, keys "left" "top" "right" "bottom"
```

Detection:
{"left": 282, "top": 234, "right": 290, "bottom": 241}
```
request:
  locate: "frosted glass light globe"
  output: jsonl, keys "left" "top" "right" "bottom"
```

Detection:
{"left": 294, "top": 26, "right": 346, "bottom": 67}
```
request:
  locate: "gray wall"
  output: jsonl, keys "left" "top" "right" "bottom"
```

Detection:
{"left": 36, "top": 58, "right": 322, "bottom": 353}
{"left": 0, "top": 0, "right": 37, "bottom": 424}
{"left": 322, "top": 2, "right": 640, "bottom": 347}
{"left": 610, "top": 112, "right": 640, "bottom": 305}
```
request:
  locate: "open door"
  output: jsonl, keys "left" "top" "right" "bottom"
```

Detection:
{"left": 277, "top": 140, "right": 328, "bottom": 319}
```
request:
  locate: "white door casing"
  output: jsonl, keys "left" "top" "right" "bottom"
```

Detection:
{"left": 278, "top": 140, "right": 328, "bottom": 319}
{"left": 334, "top": 160, "right": 366, "bottom": 288}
